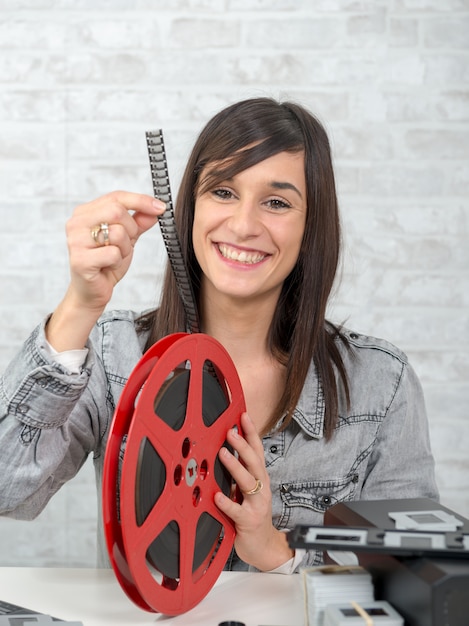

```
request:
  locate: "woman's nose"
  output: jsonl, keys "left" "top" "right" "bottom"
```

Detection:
{"left": 227, "top": 199, "right": 262, "bottom": 238}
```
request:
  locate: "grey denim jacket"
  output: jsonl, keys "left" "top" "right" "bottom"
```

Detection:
{"left": 0, "top": 310, "right": 438, "bottom": 571}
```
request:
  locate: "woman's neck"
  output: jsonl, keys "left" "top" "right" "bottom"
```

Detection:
{"left": 199, "top": 290, "right": 277, "bottom": 366}
{"left": 199, "top": 284, "right": 287, "bottom": 434}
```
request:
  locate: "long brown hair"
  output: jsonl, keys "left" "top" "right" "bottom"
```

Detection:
{"left": 139, "top": 97, "right": 349, "bottom": 439}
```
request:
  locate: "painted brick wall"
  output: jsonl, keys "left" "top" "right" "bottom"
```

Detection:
{"left": 0, "top": 0, "right": 468, "bottom": 566}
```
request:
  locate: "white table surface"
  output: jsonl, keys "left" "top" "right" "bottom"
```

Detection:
{"left": 0, "top": 567, "right": 305, "bottom": 626}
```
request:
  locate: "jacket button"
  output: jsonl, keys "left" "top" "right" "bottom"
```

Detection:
{"left": 18, "top": 404, "right": 29, "bottom": 414}
{"left": 269, "top": 445, "right": 278, "bottom": 454}
{"left": 322, "top": 495, "right": 332, "bottom": 505}
{"left": 280, "top": 485, "right": 289, "bottom": 494}
{"left": 350, "top": 333, "right": 359, "bottom": 339}
{"left": 352, "top": 473, "right": 359, "bottom": 483}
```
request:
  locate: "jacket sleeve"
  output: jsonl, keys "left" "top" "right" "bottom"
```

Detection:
{"left": 0, "top": 318, "right": 110, "bottom": 519}
{"left": 361, "top": 358, "right": 439, "bottom": 501}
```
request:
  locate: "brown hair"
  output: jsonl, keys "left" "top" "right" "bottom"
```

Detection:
{"left": 139, "top": 97, "right": 349, "bottom": 439}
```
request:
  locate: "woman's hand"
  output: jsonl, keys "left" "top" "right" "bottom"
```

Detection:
{"left": 214, "top": 412, "right": 294, "bottom": 572}
{"left": 46, "top": 191, "right": 165, "bottom": 352}
{"left": 66, "top": 191, "right": 165, "bottom": 311}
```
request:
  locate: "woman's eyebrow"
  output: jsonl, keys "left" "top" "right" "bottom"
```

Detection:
{"left": 270, "top": 181, "right": 303, "bottom": 199}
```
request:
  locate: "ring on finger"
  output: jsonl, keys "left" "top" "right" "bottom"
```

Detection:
{"left": 243, "top": 478, "right": 263, "bottom": 496}
{"left": 90, "top": 222, "right": 110, "bottom": 247}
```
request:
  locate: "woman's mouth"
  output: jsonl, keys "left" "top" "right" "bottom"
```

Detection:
{"left": 217, "top": 243, "right": 267, "bottom": 265}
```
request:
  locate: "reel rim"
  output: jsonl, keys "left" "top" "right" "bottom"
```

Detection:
{"left": 102, "top": 333, "right": 245, "bottom": 615}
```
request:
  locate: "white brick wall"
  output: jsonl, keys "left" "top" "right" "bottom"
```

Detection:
{"left": 0, "top": 0, "right": 468, "bottom": 566}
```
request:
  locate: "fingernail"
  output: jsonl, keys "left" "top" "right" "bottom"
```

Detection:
{"left": 152, "top": 198, "right": 166, "bottom": 212}
{"left": 214, "top": 492, "right": 225, "bottom": 505}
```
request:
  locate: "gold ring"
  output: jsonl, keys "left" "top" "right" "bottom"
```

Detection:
{"left": 91, "top": 222, "right": 110, "bottom": 246}
{"left": 244, "top": 478, "right": 263, "bottom": 495}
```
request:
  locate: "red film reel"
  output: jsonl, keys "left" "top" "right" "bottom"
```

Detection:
{"left": 102, "top": 333, "right": 245, "bottom": 615}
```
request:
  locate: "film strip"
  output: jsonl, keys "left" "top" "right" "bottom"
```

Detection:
{"left": 146, "top": 130, "right": 199, "bottom": 334}
{"left": 102, "top": 131, "right": 246, "bottom": 615}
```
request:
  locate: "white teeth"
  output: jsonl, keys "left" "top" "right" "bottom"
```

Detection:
{"left": 218, "top": 244, "right": 265, "bottom": 264}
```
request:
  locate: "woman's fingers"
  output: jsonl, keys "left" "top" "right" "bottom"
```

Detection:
{"left": 224, "top": 415, "right": 266, "bottom": 482}
{"left": 239, "top": 411, "right": 265, "bottom": 457}
{"left": 64, "top": 191, "right": 165, "bottom": 311}
{"left": 73, "top": 191, "right": 165, "bottom": 249}
{"left": 216, "top": 413, "right": 269, "bottom": 501}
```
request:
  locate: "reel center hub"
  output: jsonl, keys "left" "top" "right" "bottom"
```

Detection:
{"left": 185, "top": 457, "right": 198, "bottom": 487}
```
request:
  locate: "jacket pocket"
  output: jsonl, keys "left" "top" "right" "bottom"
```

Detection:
{"left": 279, "top": 473, "right": 359, "bottom": 515}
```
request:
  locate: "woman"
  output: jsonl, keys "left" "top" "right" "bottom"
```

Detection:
{"left": 0, "top": 98, "right": 437, "bottom": 573}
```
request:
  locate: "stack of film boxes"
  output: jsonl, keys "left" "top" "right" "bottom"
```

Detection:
{"left": 302, "top": 565, "right": 403, "bottom": 626}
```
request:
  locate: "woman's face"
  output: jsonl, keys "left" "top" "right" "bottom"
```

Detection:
{"left": 192, "top": 150, "right": 307, "bottom": 307}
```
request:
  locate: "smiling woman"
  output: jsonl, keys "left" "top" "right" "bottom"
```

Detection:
{"left": 0, "top": 97, "right": 438, "bottom": 576}
{"left": 149, "top": 99, "right": 347, "bottom": 444}
{"left": 193, "top": 151, "right": 307, "bottom": 309}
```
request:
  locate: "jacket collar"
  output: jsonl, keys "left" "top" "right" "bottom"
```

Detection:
{"left": 292, "top": 360, "right": 325, "bottom": 439}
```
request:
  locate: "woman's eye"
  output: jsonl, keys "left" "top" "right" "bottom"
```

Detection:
{"left": 266, "top": 198, "right": 291, "bottom": 210}
{"left": 213, "top": 188, "right": 234, "bottom": 200}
